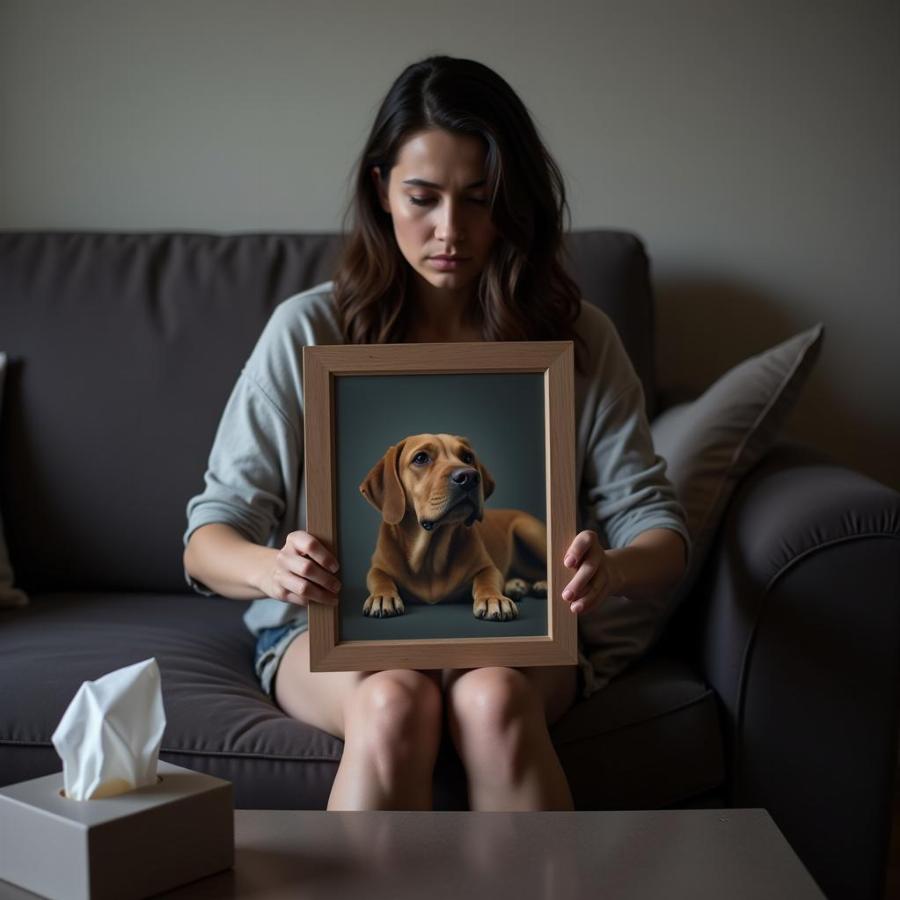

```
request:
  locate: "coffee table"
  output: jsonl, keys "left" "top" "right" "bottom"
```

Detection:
{"left": 0, "top": 808, "right": 825, "bottom": 899}
{"left": 166, "top": 807, "right": 824, "bottom": 900}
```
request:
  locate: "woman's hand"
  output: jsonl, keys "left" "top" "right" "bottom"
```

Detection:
{"left": 562, "top": 530, "right": 626, "bottom": 615}
{"left": 260, "top": 530, "right": 342, "bottom": 608}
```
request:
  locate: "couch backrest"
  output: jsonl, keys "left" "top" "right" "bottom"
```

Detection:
{"left": 0, "top": 230, "right": 657, "bottom": 593}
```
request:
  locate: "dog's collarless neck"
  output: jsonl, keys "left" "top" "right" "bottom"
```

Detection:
{"left": 392, "top": 519, "right": 462, "bottom": 577}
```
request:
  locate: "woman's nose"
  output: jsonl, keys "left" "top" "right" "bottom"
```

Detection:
{"left": 434, "top": 199, "right": 465, "bottom": 242}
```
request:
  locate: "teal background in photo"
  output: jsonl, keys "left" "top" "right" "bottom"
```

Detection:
{"left": 335, "top": 371, "right": 548, "bottom": 642}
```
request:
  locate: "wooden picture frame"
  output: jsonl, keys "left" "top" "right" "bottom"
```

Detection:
{"left": 304, "top": 341, "right": 577, "bottom": 672}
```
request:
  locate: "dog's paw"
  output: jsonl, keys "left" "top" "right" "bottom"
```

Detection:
{"left": 473, "top": 594, "right": 519, "bottom": 621}
{"left": 363, "top": 592, "right": 405, "bottom": 617}
{"left": 503, "top": 577, "right": 530, "bottom": 601}
{"left": 531, "top": 580, "right": 548, "bottom": 597}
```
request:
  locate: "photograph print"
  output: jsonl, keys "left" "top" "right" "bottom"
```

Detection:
{"left": 303, "top": 341, "right": 577, "bottom": 672}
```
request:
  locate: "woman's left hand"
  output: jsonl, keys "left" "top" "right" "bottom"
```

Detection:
{"left": 562, "top": 530, "right": 626, "bottom": 615}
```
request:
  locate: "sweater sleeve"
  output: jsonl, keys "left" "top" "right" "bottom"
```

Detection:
{"left": 181, "top": 304, "right": 305, "bottom": 601}
{"left": 574, "top": 301, "right": 691, "bottom": 565}
{"left": 182, "top": 369, "right": 301, "bottom": 596}
{"left": 180, "top": 284, "right": 337, "bottom": 601}
{"left": 581, "top": 376, "right": 691, "bottom": 569}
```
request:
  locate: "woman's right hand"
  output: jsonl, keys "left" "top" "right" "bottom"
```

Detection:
{"left": 260, "top": 530, "right": 341, "bottom": 607}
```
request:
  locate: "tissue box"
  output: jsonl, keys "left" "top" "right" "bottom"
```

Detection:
{"left": 0, "top": 760, "right": 233, "bottom": 900}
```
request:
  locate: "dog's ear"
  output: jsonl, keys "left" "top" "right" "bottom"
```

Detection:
{"left": 359, "top": 441, "right": 407, "bottom": 525}
{"left": 478, "top": 461, "right": 496, "bottom": 501}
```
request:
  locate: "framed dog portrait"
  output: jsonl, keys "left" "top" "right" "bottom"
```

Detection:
{"left": 304, "top": 341, "right": 577, "bottom": 672}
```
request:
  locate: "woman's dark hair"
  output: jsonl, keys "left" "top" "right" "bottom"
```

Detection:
{"left": 332, "top": 54, "right": 588, "bottom": 374}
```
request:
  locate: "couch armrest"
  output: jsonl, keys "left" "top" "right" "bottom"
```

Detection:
{"left": 687, "top": 440, "right": 900, "bottom": 900}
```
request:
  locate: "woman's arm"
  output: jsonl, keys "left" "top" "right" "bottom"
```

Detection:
{"left": 563, "top": 526, "right": 688, "bottom": 614}
{"left": 183, "top": 523, "right": 277, "bottom": 601}
{"left": 604, "top": 527, "right": 688, "bottom": 603}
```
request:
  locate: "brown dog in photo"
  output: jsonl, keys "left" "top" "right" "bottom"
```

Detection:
{"left": 358, "top": 433, "right": 548, "bottom": 621}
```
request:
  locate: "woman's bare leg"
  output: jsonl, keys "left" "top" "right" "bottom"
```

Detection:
{"left": 274, "top": 630, "right": 443, "bottom": 810}
{"left": 442, "top": 663, "right": 578, "bottom": 811}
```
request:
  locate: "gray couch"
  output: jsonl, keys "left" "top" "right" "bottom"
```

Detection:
{"left": 1, "top": 230, "right": 898, "bottom": 900}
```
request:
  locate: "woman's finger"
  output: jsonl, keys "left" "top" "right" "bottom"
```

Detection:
{"left": 279, "top": 549, "right": 342, "bottom": 595}
{"left": 270, "top": 570, "right": 308, "bottom": 607}
{"left": 580, "top": 565, "right": 609, "bottom": 600}
{"left": 276, "top": 570, "right": 339, "bottom": 607}
{"left": 571, "top": 576, "right": 609, "bottom": 615}
{"left": 562, "top": 557, "right": 602, "bottom": 601}
{"left": 287, "top": 531, "right": 340, "bottom": 574}
{"left": 564, "top": 530, "right": 595, "bottom": 568}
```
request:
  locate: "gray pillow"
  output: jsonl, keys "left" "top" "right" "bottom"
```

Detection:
{"left": 0, "top": 353, "right": 28, "bottom": 608}
{"left": 579, "top": 323, "right": 823, "bottom": 694}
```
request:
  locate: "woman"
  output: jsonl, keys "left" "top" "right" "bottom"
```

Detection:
{"left": 183, "top": 55, "right": 690, "bottom": 812}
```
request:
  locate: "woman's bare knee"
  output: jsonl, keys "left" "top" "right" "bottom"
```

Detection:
{"left": 273, "top": 630, "right": 443, "bottom": 754}
{"left": 344, "top": 670, "right": 443, "bottom": 769}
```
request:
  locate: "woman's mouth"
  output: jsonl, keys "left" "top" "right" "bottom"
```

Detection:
{"left": 429, "top": 257, "right": 469, "bottom": 271}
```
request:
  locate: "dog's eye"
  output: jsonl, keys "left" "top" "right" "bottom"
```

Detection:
{"left": 461, "top": 452, "right": 474, "bottom": 464}
{"left": 412, "top": 452, "right": 430, "bottom": 465}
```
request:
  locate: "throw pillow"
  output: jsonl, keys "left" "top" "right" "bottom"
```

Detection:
{"left": 579, "top": 322, "right": 824, "bottom": 695}
{"left": 0, "top": 352, "right": 28, "bottom": 608}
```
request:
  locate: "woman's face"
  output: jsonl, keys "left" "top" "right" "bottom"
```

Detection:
{"left": 372, "top": 128, "right": 498, "bottom": 295}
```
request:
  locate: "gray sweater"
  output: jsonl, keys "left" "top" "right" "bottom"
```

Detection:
{"left": 183, "top": 281, "right": 691, "bottom": 647}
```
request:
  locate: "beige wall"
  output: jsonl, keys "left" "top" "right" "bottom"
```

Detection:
{"left": 2, "top": 0, "right": 898, "bottom": 488}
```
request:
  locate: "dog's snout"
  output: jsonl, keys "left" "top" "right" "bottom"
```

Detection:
{"left": 450, "top": 467, "right": 480, "bottom": 491}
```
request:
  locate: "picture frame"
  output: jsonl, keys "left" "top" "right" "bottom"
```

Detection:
{"left": 304, "top": 341, "right": 577, "bottom": 672}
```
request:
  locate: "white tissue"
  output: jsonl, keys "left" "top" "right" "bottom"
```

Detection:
{"left": 51, "top": 657, "right": 167, "bottom": 800}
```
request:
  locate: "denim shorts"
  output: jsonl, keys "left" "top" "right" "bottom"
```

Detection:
{"left": 253, "top": 619, "right": 309, "bottom": 699}
{"left": 254, "top": 619, "right": 596, "bottom": 702}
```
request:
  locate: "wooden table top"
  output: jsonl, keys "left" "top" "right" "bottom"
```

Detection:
{"left": 150, "top": 807, "right": 825, "bottom": 900}
{"left": 0, "top": 807, "right": 825, "bottom": 900}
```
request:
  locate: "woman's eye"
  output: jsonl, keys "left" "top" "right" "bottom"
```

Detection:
{"left": 412, "top": 452, "right": 430, "bottom": 464}
{"left": 408, "top": 196, "right": 488, "bottom": 207}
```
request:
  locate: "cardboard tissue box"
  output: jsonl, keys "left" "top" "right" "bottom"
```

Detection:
{"left": 0, "top": 658, "right": 234, "bottom": 899}
{"left": 0, "top": 760, "right": 234, "bottom": 900}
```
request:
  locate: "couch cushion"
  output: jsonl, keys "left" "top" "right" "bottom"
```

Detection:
{"left": 556, "top": 652, "right": 726, "bottom": 809}
{"left": 0, "top": 229, "right": 657, "bottom": 594}
{"left": 0, "top": 352, "right": 28, "bottom": 608}
{"left": 0, "top": 593, "right": 723, "bottom": 809}
{"left": 575, "top": 323, "right": 825, "bottom": 700}
{"left": 0, "top": 592, "right": 344, "bottom": 808}
{"left": 650, "top": 323, "right": 824, "bottom": 613}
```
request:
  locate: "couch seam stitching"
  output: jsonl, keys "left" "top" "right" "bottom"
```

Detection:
{"left": 762, "top": 531, "right": 900, "bottom": 593}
